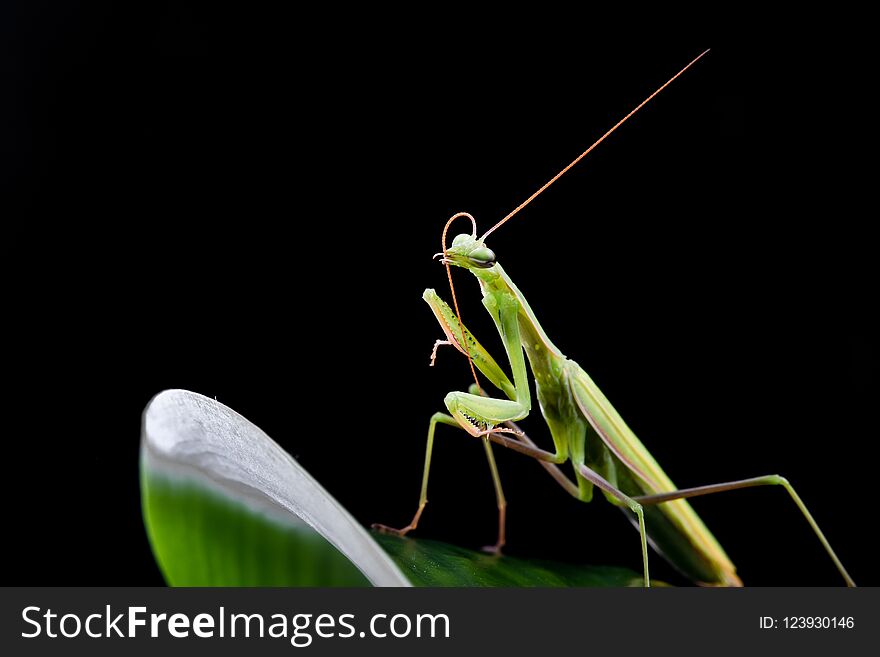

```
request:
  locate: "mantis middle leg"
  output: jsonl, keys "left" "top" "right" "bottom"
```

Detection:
{"left": 372, "top": 412, "right": 511, "bottom": 554}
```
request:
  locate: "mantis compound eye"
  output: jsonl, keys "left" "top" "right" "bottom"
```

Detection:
{"left": 468, "top": 247, "right": 496, "bottom": 268}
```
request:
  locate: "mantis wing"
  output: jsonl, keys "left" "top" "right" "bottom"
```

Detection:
{"left": 567, "top": 363, "right": 740, "bottom": 586}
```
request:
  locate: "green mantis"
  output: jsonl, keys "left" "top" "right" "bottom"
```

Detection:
{"left": 373, "top": 51, "right": 855, "bottom": 587}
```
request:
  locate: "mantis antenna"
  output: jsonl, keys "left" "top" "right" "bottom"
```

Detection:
{"left": 440, "top": 49, "right": 711, "bottom": 393}
{"left": 481, "top": 48, "right": 710, "bottom": 240}
{"left": 439, "top": 212, "right": 483, "bottom": 392}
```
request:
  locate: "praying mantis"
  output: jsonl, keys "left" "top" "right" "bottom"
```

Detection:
{"left": 373, "top": 50, "right": 855, "bottom": 587}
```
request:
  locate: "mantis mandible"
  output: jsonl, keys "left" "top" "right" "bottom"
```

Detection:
{"left": 373, "top": 50, "right": 855, "bottom": 587}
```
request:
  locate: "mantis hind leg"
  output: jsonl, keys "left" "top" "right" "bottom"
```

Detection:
{"left": 574, "top": 462, "right": 651, "bottom": 588}
{"left": 632, "top": 475, "right": 856, "bottom": 586}
{"left": 372, "top": 412, "right": 510, "bottom": 554}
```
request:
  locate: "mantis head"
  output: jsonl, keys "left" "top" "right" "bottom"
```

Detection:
{"left": 436, "top": 233, "right": 496, "bottom": 270}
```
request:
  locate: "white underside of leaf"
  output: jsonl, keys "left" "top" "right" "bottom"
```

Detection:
{"left": 141, "top": 389, "right": 411, "bottom": 586}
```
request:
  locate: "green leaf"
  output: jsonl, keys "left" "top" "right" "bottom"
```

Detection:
{"left": 142, "top": 473, "right": 371, "bottom": 586}
{"left": 141, "top": 390, "right": 653, "bottom": 587}
{"left": 374, "top": 533, "right": 649, "bottom": 586}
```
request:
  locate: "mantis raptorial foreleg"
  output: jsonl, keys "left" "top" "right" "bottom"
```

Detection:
{"left": 430, "top": 339, "right": 452, "bottom": 366}
{"left": 439, "top": 290, "right": 533, "bottom": 437}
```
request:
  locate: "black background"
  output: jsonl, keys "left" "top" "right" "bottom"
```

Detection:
{"left": 4, "top": 5, "right": 875, "bottom": 586}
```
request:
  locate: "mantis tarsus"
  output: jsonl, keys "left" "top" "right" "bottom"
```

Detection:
{"left": 373, "top": 50, "right": 855, "bottom": 587}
